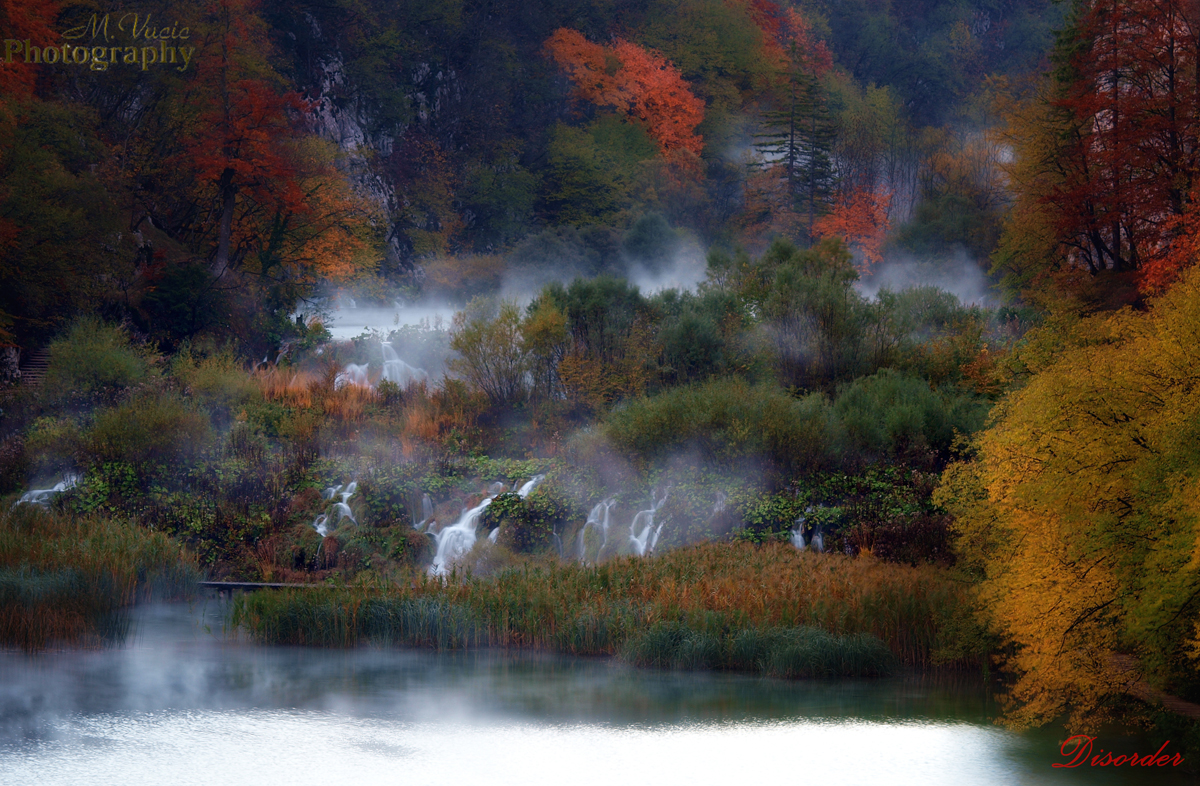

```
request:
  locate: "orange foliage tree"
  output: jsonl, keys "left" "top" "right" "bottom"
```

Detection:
{"left": 813, "top": 185, "right": 893, "bottom": 272}
{"left": 170, "top": 0, "right": 376, "bottom": 284}
{"left": 0, "top": 0, "right": 57, "bottom": 106}
{"left": 544, "top": 28, "right": 704, "bottom": 167}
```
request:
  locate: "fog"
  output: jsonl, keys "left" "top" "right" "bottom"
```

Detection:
{"left": 857, "top": 248, "right": 994, "bottom": 306}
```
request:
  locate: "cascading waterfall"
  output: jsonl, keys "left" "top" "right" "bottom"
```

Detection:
{"left": 430, "top": 496, "right": 495, "bottom": 576}
{"left": 629, "top": 488, "right": 670, "bottom": 557}
{"left": 431, "top": 475, "right": 545, "bottom": 575}
{"left": 790, "top": 505, "right": 824, "bottom": 553}
{"left": 413, "top": 493, "right": 435, "bottom": 532}
{"left": 516, "top": 475, "right": 544, "bottom": 498}
{"left": 380, "top": 342, "right": 428, "bottom": 387}
{"left": 334, "top": 343, "right": 429, "bottom": 391}
{"left": 15, "top": 474, "right": 79, "bottom": 507}
{"left": 313, "top": 481, "right": 358, "bottom": 536}
{"left": 334, "top": 363, "right": 370, "bottom": 389}
{"left": 578, "top": 498, "right": 615, "bottom": 562}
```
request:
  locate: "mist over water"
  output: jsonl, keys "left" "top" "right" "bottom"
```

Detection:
{"left": 304, "top": 301, "right": 457, "bottom": 342}
{"left": 0, "top": 604, "right": 1186, "bottom": 786}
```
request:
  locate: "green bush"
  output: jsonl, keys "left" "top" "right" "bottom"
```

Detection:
{"left": 833, "top": 369, "right": 987, "bottom": 458}
{"left": 82, "top": 394, "right": 211, "bottom": 471}
{"left": 41, "top": 317, "right": 157, "bottom": 403}
{"left": 603, "top": 377, "right": 837, "bottom": 473}
{"left": 172, "top": 348, "right": 259, "bottom": 416}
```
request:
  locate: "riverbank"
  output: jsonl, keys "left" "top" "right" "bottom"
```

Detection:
{"left": 228, "top": 542, "right": 982, "bottom": 678}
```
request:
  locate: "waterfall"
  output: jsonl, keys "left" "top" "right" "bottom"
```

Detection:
{"left": 15, "top": 474, "right": 79, "bottom": 507}
{"left": 578, "top": 498, "right": 615, "bottom": 562}
{"left": 516, "top": 475, "right": 545, "bottom": 498}
{"left": 629, "top": 488, "right": 670, "bottom": 557}
{"left": 380, "top": 342, "right": 428, "bottom": 387}
{"left": 313, "top": 480, "right": 358, "bottom": 536}
{"left": 414, "top": 493, "right": 435, "bottom": 531}
{"left": 429, "top": 495, "right": 496, "bottom": 576}
{"left": 334, "top": 343, "right": 429, "bottom": 391}
{"left": 334, "top": 363, "right": 370, "bottom": 389}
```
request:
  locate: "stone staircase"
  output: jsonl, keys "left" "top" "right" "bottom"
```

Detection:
{"left": 18, "top": 349, "right": 50, "bottom": 389}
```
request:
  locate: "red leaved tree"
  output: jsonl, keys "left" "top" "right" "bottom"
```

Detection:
{"left": 813, "top": 185, "right": 893, "bottom": 272}
{"left": 544, "top": 29, "right": 704, "bottom": 167}
{"left": 1041, "top": 0, "right": 1200, "bottom": 291}
{"left": 169, "top": 0, "right": 375, "bottom": 284}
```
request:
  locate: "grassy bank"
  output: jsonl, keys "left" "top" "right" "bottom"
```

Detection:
{"left": 230, "top": 542, "right": 980, "bottom": 678}
{"left": 0, "top": 506, "right": 200, "bottom": 651}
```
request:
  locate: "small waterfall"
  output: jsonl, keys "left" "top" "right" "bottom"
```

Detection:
{"left": 629, "top": 488, "right": 670, "bottom": 557}
{"left": 578, "top": 498, "right": 615, "bottom": 562}
{"left": 380, "top": 342, "right": 428, "bottom": 387}
{"left": 15, "top": 474, "right": 79, "bottom": 507}
{"left": 414, "top": 492, "right": 435, "bottom": 532}
{"left": 790, "top": 527, "right": 807, "bottom": 550}
{"left": 334, "top": 363, "right": 370, "bottom": 389}
{"left": 712, "top": 491, "right": 727, "bottom": 515}
{"left": 516, "top": 475, "right": 545, "bottom": 498}
{"left": 313, "top": 480, "right": 358, "bottom": 536}
{"left": 334, "top": 343, "right": 429, "bottom": 391}
{"left": 811, "top": 528, "right": 825, "bottom": 553}
{"left": 429, "top": 495, "right": 496, "bottom": 576}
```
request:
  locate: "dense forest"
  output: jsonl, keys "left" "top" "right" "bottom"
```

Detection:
{"left": 3, "top": 0, "right": 1200, "bottom": 746}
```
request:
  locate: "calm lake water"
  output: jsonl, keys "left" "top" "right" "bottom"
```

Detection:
{"left": 0, "top": 601, "right": 1194, "bottom": 786}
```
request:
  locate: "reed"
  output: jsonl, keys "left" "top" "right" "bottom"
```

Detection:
{"left": 230, "top": 542, "right": 976, "bottom": 674}
{"left": 0, "top": 506, "right": 200, "bottom": 650}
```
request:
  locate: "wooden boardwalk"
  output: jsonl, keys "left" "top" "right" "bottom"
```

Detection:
{"left": 200, "top": 581, "right": 334, "bottom": 595}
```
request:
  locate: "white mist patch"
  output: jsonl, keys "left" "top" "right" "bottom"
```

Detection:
{"left": 857, "top": 249, "right": 993, "bottom": 306}
{"left": 300, "top": 298, "right": 457, "bottom": 341}
{"left": 626, "top": 237, "right": 708, "bottom": 294}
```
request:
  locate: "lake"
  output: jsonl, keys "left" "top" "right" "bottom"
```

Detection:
{"left": 0, "top": 601, "right": 1193, "bottom": 786}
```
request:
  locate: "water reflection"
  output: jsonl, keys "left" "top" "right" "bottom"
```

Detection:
{"left": 0, "top": 602, "right": 1193, "bottom": 786}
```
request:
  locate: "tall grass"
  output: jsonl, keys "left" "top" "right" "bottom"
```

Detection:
{"left": 230, "top": 542, "right": 978, "bottom": 675}
{"left": 0, "top": 506, "right": 199, "bottom": 650}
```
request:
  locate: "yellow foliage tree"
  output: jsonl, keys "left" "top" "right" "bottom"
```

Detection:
{"left": 938, "top": 266, "right": 1200, "bottom": 729}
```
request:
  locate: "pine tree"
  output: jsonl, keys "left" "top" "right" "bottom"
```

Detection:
{"left": 754, "top": 49, "right": 836, "bottom": 242}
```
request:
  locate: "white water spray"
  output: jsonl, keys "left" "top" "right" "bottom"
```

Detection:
{"left": 15, "top": 474, "right": 79, "bottom": 507}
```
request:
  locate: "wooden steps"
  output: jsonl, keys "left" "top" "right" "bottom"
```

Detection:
{"left": 18, "top": 349, "right": 49, "bottom": 389}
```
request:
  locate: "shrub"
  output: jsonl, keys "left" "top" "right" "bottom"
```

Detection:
{"left": 603, "top": 377, "right": 837, "bottom": 474}
{"left": 81, "top": 394, "right": 211, "bottom": 472}
{"left": 833, "top": 369, "right": 987, "bottom": 460}
{"left": 41, "top": 317, "right": 157, "bottom": 404}
{"left": 172, "top": 348, "right": 260, "bottom": 418}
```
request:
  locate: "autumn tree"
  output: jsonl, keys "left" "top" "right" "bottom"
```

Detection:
{"left": 741, "top": 3, "right": 837, "bottom": 243}
{"left": 163, "top": 0, "right": 378, "bottom": 287}
{"left": 938, "top": 265, "right": 1200, "bottom": 728}
{"left": 813, "top": 185, "right": 892, "bottom": 272}
{"left": 544, "top": 28, "right": 705, "bottom": 167}
{"left": 997, "top": 0, "right": 1200, "bottom": 299}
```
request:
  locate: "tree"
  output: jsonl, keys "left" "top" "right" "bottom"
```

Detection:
{"left": 744, "top": 4, "right": 837, "bottom": 243}
{"left": 938, "top": 265, "right": 1200, "bottom": 729}
{"left": 998, "top": 0, "right": 1200, "bottom": 298}
{"left": 813, "top": 185, "right": 893, "bottom": 272}
{"left": 448, "top": 300, "right": 529, "bottom": 407}
{"left": 544, "top": 28, "right": 705, "bottom": 167}
{"left": 165, "top": 0, "right": 378, "bottom": 286}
